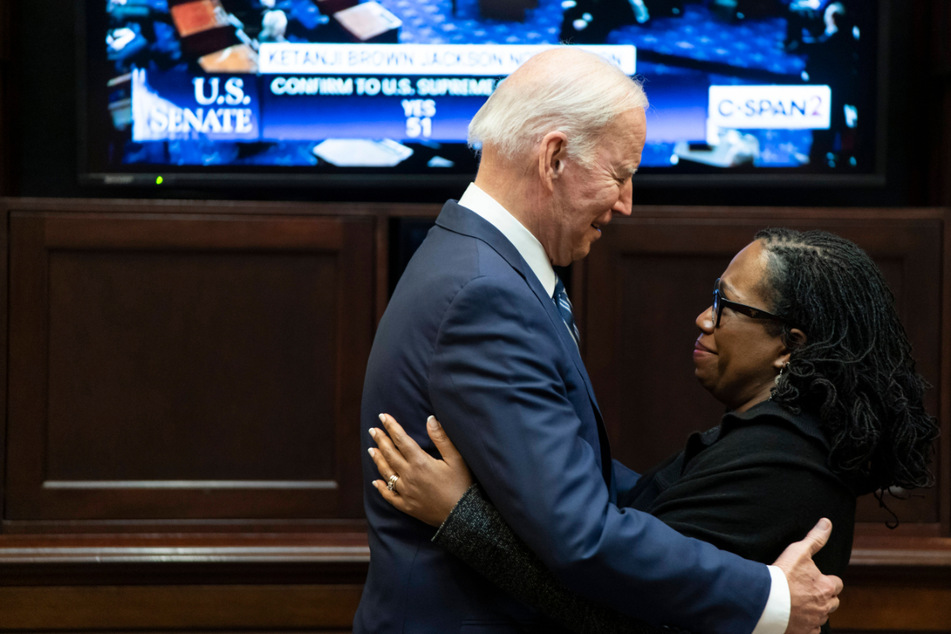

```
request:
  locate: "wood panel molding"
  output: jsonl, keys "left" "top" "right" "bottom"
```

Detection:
{"left": 1, "top": 198, "right": 377, "bottom": 530}
{"left": 0, "top": 584, "right": 363, "bottom": 631}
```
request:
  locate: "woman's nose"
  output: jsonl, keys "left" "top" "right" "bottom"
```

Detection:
{"left": 696, "top": 306, "right": 715, "bottom": 332}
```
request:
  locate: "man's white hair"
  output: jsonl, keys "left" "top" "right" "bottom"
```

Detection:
{"left": 468, "top": 47, "right": 648, "bottom": 166}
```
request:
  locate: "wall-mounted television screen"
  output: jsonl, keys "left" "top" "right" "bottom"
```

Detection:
{"left": 80, "top": 0, "right": 884, "bottom": 191}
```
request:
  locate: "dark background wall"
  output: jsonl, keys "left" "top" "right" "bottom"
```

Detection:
{"left": 0, "top": 1, "right": 950, "bottom": 632}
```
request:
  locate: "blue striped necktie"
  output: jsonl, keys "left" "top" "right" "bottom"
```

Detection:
{"left": 553, "top": 277, "right": 580, "bottom": 349}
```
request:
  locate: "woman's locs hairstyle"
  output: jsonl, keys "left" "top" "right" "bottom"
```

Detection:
{"left": 754, "top": 228, "right": 939, "bottom": 506}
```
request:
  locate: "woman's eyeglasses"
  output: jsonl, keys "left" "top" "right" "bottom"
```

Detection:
{"left": 712, "top": 278, "right": 783, "bottom": 328}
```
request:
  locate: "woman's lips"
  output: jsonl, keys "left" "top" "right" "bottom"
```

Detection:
{"left": 693, "top": 340, "right": 715, "bottom": 357}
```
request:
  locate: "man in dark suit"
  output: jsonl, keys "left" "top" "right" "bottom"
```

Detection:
{"left": 355, "top": 47, "right": 841, "bottom": 633}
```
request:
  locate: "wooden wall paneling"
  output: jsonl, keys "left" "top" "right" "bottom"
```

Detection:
{"left": 834, "top": 535, "right": 951, "bottom": 631}
{"left": 335, "top": 213, "right": 376, "bottom": 520}
{"left": 374, "top": 212, "right": 391, "bottom": 324}
{"left": 0, "top": 584, "right": 363, "bottom": 631}
{"left": 578, "top": 208, "right": 946, "bottom": 532}
{"left": 0, "top": 0, "right": 9, "bottom": 196}
{"left": 4, "top": 205, "right": 374, "bottom": 528}
{"left": 833, "top": 568, "right": 951, "bottom": 632}
{"left": 0, "top": 186, "right": 7, "bottom": 520}
{"left": 942, "top": 203, "right": 951, "bottom": 535}
{"left": 0, "top": 529, "right": 370, "bottom": 630}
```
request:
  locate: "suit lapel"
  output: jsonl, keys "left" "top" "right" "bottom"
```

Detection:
{"left": 436, "top": 201, "right": 613, "bottom": 484}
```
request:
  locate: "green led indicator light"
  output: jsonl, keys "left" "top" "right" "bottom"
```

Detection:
{"left": 156, "top": 176, "right": 164, "bottom": 185}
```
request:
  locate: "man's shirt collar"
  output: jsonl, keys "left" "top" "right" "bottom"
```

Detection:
{"left": 458, "top": 182, "right": 556, "bottom": 296}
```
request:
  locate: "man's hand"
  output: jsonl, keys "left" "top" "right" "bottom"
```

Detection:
{"left": 773, "top": 518, "right": 843, "bottom": 634}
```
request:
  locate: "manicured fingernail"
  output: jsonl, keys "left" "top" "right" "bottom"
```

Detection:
{"left": 367, "top": 447, "right": 375, "bottom": 458}
{"left": 427, "top": 415, "right": 437, "bottom": 430}
{"left": 368, "top": 428, "right": 377, "bottom": 438}
{"left": 378, "top": 413, "right": 386, "bottom": 423}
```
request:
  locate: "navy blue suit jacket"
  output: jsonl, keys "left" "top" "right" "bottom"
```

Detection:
{"left": 355, "top": 201, "right": 770, "bottom": 632}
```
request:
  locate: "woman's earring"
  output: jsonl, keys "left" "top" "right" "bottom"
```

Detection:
{"left": 774, "top": 362, "right": 789, "bottom": 385}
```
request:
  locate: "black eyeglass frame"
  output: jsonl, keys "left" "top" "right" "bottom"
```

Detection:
{"left": 712, "top": 278, "right": 784, "bottom": 328}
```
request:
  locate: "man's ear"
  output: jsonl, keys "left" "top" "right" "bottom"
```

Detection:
{"left": 538, "top": 131, "right": 568, "bottom": 191}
